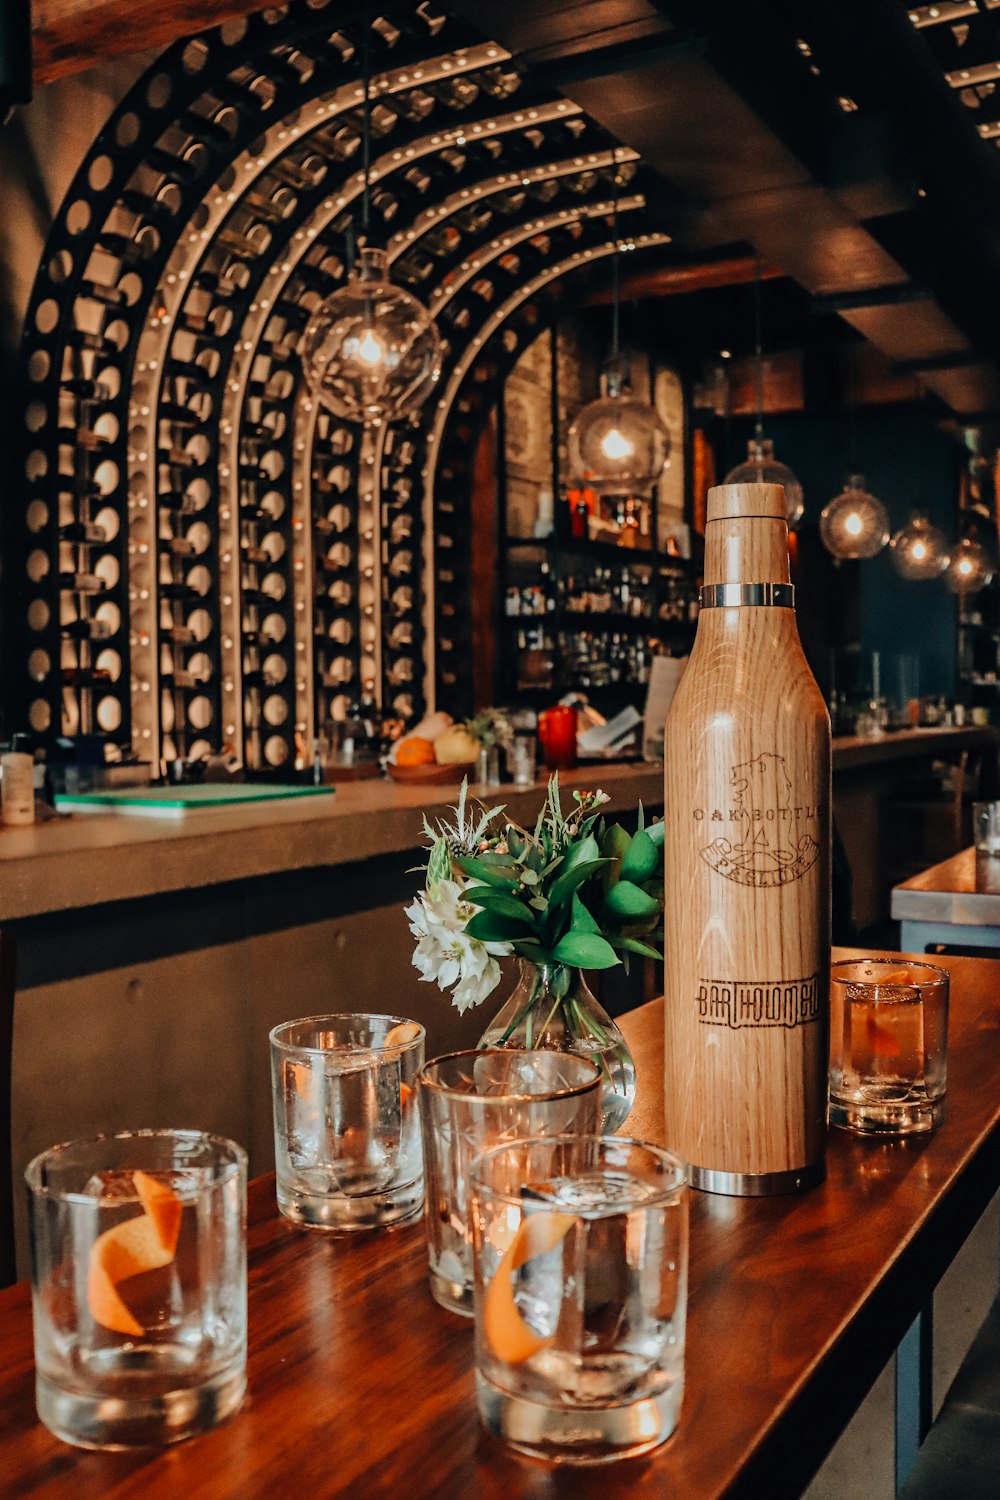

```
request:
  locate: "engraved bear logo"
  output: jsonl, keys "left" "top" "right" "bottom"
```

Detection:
{"left": 701, "top": 752, "right": 820, "bottom": 888}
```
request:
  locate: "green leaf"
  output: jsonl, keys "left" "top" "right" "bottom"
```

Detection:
{"left": 465, "top": 912, "right": 533, "bottom": 943}
{"left": 453, "top": 856, "right": 520, "bottom": 890}
{"left": 427, "top": 836, "right": 451, "bottom": 891}
{"left": 605, "top": 880, "right": 661, "bottom": 920}
{"left": 546, "top": 857, "right": 609, "bottom": 913}
{"left": 646, "top": 819, "right": 665, "bottom": 848}
{"left": 570, "top": 891, "right": 602, "bottom": 935}
{"left": 464, "top": 889, "right": 535, "bottom": 925}
{"left": 617, "top": 936, "right": 663, "bottom": 960}
{"left": 550, "top": 931, "right": 620, "bottom": 969}
{"left": 560, "top": 834, "right": 599, "bottom": 874}
{"left": 510, "top": 937, "right": 550, "bottom": 961}
{"left": 620, "top": 827, "right": 659, "bottom": 884}
{"left": 637, "top": 801, "right": 645, "bottom": 833}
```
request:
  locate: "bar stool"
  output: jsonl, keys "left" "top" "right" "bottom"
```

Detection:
{"left": 0, "top": 934, "right": 17, "bottom": 1287}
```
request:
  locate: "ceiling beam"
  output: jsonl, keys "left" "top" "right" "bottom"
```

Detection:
{"left": 581, "top": 255, "right": 784, "bottom": 304}
{"left": 32, "top": 0, "right": 277, "bottom": 86}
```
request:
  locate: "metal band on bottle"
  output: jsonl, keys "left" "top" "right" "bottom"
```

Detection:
{"left": 699, "top": 582, "right": 795, "bottom": 609}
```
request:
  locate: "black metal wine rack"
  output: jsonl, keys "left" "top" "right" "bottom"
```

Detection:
{"left": 10, "top": 0, "right": 674, "bottom": 769}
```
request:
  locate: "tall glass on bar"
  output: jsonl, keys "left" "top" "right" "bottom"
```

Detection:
{"left": 25, "top": 1129, "right": 246, "bottom": 1450}
{"left": 829, "top": 959, "right": 949, "bottom": 1135}
{"left": 471, "top": 1135, "right": 688, "bottom": 1464}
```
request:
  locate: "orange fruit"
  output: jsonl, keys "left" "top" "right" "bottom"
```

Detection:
{"left": 395, "top": 736, "right": 436, "bottom": 767}
{"left": 87, "top": 1171, "right": 183, "bottom": 1337}
{"left": 483, "top": 1209, "right": 574, "bottom": 1365}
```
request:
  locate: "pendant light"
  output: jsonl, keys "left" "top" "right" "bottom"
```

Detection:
{"left": 819, "top": 353, "right": 889, "bottom": 560}
{"left": 820, "top": 475, "right": 890, "bottom": 560}
{"left": 889, "top": 513, "right": 951, "bottom": 580}
{"left": 300, "top": 12, "right": 441, "bottom": 427}
{"left": 723, "top": 257, "right": 804, "bottom": 529}
{"left": 567, "top": 154, "right": 669, "bottom": 494}
{"left": 944, "top": 535, "right": 993, "bottom": 595}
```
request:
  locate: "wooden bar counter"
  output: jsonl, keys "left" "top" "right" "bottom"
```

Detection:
{"left": 2, "top": 949, "right": 998, "bottom": 1499}
{"left": 0, "top": 727, "right": 987, "bottom": 924}
{"left": 5, "top": 728, "right": 993, "bottom": 1281}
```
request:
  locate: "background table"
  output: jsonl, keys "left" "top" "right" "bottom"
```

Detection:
{"left": 892, "top": 848, "right": 1000, "bottom": 954}
{"left": 2, "top": 949, "right": 999, "bottom": 1499}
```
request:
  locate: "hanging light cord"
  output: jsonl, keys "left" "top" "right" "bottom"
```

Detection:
{"left": 848, "top": 341, "right": 858, "bottom": 473}
{"left": 753, "top": 253, "right": 764, "bottom": 442}
{"left": 361, "top": 5, "right": 371, "bottom": 241}
{"left": 610, "top": 148, "right": 621, "bottom": 364}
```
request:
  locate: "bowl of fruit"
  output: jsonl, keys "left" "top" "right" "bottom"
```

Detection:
{"left": 387, "top": 713, "right": 479, "bottom": 784}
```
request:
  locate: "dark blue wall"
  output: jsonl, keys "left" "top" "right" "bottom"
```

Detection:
{"left": 727, "top": 408, "right": 960, "bottom": 700}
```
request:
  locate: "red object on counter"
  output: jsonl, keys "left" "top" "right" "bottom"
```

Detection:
{"left": 538, "top": 703, "right": 577, "bottom": 770}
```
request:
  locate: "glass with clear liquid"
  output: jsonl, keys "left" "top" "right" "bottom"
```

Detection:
{"left": 417, "top": 1049, "right": 601, "bottom": 1316}
{"left": 270, "top": 1013, "right": 424, "bottom": 1230}
{"left": 829, "top": 960, "right": 949, "bottom": 1135}
{"left": 471, "top": 1135, "right": 688, "bottom": 1464}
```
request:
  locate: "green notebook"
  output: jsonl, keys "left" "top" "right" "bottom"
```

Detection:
{"left": 54, "top": 784, "right": 335, "bottom": 818}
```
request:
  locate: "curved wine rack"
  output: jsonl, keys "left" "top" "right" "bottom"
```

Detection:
{"left": 12, "top": 0, "right": 673, "bottom": 768}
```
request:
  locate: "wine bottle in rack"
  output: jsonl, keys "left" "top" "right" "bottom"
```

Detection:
{"left": 662, "top": 482, "right": 831, "bottom": 1196}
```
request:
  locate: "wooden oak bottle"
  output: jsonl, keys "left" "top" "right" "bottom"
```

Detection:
{"left": 663, "top": 482, "right": 831, "bottom": 1195}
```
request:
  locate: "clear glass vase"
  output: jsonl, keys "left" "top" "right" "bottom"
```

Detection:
{"left": 477, "top": 961, "right": 636, "bottom": 1131}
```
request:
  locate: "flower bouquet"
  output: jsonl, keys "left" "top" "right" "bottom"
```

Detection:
{"left": 405, "top": 776, "right": 664, "bottom": 1127}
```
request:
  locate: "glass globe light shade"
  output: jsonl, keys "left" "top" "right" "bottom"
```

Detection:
{"left": 723, "top": 437, "right": 805, "bottom": 529}
{"left": 818, "top": 475, "right": 890, "bottom": 560}
{"left": 300, "top": 246, "right": 442, "bottom": 426}
{"left": 888, "top": 514, "right": 951, "bottom": 580}
{"left": 567, "top": 359, "right": 669, "bottom": 494}
{"left": 944, "top": 537, "right": 994, "bottom": 595}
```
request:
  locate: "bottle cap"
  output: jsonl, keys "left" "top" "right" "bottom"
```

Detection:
{"left": 707, "top": 482, "right": 786, "bottom": 523}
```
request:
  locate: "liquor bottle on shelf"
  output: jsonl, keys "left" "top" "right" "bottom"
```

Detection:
{"left": 662, "top": 482, "right": 830, "bottom": 1196}
{"left": 60, "top": 521, "right": 108, "bottom": 545}
{"left": 60, "top": 572, "right": 105, "bottom": 595}
{"left": 62, "top": 617, "right": 114, "bottom": 641}
{"left": 77, "top": 280, "right": 127, "bottom": 308}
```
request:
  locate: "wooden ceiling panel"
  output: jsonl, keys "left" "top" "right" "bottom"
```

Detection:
{"left": 32, "top": 0, "right": 276, "bottom": 84}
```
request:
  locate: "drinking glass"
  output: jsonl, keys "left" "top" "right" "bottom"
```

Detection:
{"left": 471, "top": 1135, "right": 688, "bottom": 1464}
{"left": 25, "top": 1129, "right": 246, "bottom": 1450}
{"left": 829, "top": 959, "right": 949, "bottom": 1135}
{"left": 270, "top": 1012, "right": 424, "bottom": 1230}
{"left": 974, "top": 801, "right": 1000, "bottom": 857}
{"left": 508, "top": 735, "right": 537, "bottom": 787}
{"left": 417, "top": 1049, "right": 601, "bottom": 1315}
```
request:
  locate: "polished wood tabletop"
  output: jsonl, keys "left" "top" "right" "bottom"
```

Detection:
{"left": 892, "top": 846, "right": 1000, "bottom": 926}
{"left": 2, "top": 949, "right": 999, "bottom": 1499}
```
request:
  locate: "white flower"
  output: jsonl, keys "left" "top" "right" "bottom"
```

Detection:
{"left": 405, "top": 878, "right": 512, "bottom": 1015}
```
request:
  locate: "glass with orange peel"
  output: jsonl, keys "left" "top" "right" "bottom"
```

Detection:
{"left": 470, "top": 1134, "right": 688, "bottom": 1464}
{"left": 269, "top": 1013, "right": 425, "bottom": 1230}
{"left": 829, "top": 959, "right": 950, "bottom": 1135}
{"left": 25, "top": 1128, "right": 246, "bottom": 1449}
{"left": 417, "top": 1049, "right": 601, "bottom": 1315}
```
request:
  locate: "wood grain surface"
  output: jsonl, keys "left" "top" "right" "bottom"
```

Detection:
{"left": 1, "top": 948, "right": 999, "bottom": 1499}
{"left": 892, "top": 845, "right": 1000, "bottom": 926}
{"left": 663, "top": 483, "right": 831, "bottom": 1180}
{"left": 32, "top": 0, "right": 278, "bottom": 85}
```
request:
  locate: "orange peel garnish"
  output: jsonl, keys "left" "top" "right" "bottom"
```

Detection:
{"left": 483, "top": 1209, "right": 574, "bottom": 1366}
{"left": 384, "top": 1021, "right": 421, "bottom": 1050}
{"left": 87, "top": 1172, "right": 183, "bottom": 1337}
{"left": 133, "top": 1170, "right": 182, "bottom": 1256}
